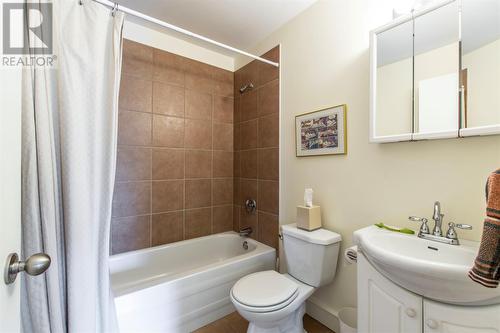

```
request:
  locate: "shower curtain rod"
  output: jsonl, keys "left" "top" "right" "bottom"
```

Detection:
{"left": 92, "top": 0, "right": 280, "bottom": 67}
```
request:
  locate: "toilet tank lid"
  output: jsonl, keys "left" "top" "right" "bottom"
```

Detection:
{"left": 282, "top": 223, "right": 342, "bottom": 245}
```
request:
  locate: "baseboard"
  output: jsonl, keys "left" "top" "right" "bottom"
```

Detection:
{"left": 306, "top": 297, "right": 340, "bottom": 333}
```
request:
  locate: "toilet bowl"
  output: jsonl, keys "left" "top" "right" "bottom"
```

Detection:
{"left": 230, "top": 224, "right": 342, "bottom": 333}
{"left": 231, "top": 271, "right": 314, "bottom": 333}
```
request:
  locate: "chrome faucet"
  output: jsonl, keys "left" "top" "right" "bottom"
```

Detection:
{"left": 432, "top": 201, "right": 444, "bottom": 237}
{"left": 409, "top": 201, "right": 472, "bottom": 245}
{"left": 239, "top": 226, "right": 253, "bottom": 237}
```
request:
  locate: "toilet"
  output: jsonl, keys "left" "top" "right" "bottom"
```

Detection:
{"left": 230, "top": 223, "right": 342, "bottom": 333}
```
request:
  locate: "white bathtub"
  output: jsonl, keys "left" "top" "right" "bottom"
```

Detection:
{"left": 110, "top": 232, "right": 276, "bottom": 332}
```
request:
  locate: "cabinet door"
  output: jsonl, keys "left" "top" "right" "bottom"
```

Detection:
{"left": 358, "top": 254, "right": 422, "bottom": 333}
{"left": 424, "top": 299, "right": 500, "bottom": 333}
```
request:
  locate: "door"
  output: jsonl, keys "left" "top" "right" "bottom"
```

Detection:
{"left": 0, "top": 65, "right": 22, "bottom": 330}
{"left": 358, "top": 253, "right": 422, "bottom": 333}
{"left": 424, "top": 299, "right": 500, "bottom": 333}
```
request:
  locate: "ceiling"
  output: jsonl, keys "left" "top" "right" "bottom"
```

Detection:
{"left": 115, "top": 0, "right": 318, "bottom": 51}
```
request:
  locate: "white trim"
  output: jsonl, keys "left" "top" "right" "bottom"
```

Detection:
{"left": 92, "top": 0, "right": 279, "bottom": 68}
{"left": 278, "top": 44, "right": 285, "bottom": 227}
{"left": 370, "top": 133, "right": 413, "bottom": 143}
{"left": 371, "top": 12, "right": 413, "bottom": 35}
{"left": 370, "top": 0, "right": 456, "bottom": 36}
{"left": 459, "top": 125, "right": 500, "bottom": 137}
{"left": 413, "top": 0, "right": 457, "bottom": 20}
{"left": 369, "top": 30, "right": 378, "bottom": 142}
{"left": 412, "top": 130, "right": 458, "bottom": 140}
{"left": 306, "top": 298, "right": 340, "bottom": 333}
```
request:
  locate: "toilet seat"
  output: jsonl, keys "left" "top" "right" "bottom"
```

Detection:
{"left": 231, "top": 271, "right": 299, "bottom": 313}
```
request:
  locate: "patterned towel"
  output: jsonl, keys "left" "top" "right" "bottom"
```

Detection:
{"left": 469, "top": 169, "right": 500, "bottom": 288}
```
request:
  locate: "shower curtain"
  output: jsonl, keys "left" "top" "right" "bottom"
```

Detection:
{"left": 21, "top": 1, "right": 124, "bottom": 332}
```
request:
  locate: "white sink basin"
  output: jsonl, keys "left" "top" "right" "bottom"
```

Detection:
{"left": 353, "top": 226, "right": 500, "bottom": 306}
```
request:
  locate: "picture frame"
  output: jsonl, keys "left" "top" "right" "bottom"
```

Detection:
{"left": 295, "top": 104, "right": 347, "bottom": 157}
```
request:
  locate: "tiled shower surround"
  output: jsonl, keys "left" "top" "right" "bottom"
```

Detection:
{"left": 233, "top": 47, "right": 280, "bottom": 250}
{"left": 111, "top": 39, "right": 279, "bottom": 254}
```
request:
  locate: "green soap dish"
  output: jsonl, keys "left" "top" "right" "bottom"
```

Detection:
{"left": 374, "top": 222, "right": 415, "bottom": 235}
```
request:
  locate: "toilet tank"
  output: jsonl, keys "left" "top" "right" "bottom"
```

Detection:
{"left": 282, "top": 223, "right": 342, "bottom": 287}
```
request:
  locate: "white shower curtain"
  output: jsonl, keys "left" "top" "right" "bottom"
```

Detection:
{"left": 21, "top": 1, "right": 124, "bottom": 332}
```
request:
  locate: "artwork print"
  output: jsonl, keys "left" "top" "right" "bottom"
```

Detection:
{"left": 300, "top": 114, "right": 338, "bottom": 150}
{"left": 295, "top": 105, "right": 347, "bottom": 156}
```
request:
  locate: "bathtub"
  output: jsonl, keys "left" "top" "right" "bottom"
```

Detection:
{"left": 110, "top": 232, "right": 276, "bottom": 332}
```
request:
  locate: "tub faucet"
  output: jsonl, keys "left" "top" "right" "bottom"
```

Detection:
{"left": 239, "top": 227, "right": 252, "bottom": 237}
{"left": 432, "top": 201, "right": 444, "bottom": 237}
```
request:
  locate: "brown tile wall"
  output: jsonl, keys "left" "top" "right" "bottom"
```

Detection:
{"left": 111, "top": 39, "right": 234, "bottom": 254}
{"left": 233, "top": 47, "right": 280, "bottom": 251}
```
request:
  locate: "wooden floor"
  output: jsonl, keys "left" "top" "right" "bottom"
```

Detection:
{"left": 193, "top": 311, "right": 335, "bottom": 333}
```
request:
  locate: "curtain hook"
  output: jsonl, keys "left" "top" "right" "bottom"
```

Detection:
{"left": 111, "top": 2, "right": 118, "bottom": 16}
{"left": 78, "top": 0, "right": 83, "bottom": 5}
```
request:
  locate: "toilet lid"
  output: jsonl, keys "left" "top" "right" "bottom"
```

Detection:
{"left": 231, "top": 271, "right": 298, "bottom": 308}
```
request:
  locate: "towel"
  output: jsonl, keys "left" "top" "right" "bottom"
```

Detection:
{"left": 469, "top": 169, "right": 500, "bottom": 288}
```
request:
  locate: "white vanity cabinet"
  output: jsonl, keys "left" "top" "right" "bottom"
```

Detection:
{"left": 358, "top": 253, "right": 500, "bottom": 333}
{"left": 358, "top": 254, "right": 422, "bottom": 333}
{"left": 423, "top": 300, "right": 500, "bottom": 333}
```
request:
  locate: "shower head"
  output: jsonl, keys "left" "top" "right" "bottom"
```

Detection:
{"left": 239, "top": 83, "right": 254, "bottom": 94}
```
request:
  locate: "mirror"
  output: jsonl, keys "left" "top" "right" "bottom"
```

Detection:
{"left": 374, "top": 20, "right": 414, "bottom": 139}
{"left": 460, "top": 0, "right": 500, "bottom": 130}
{"left": 413, "top": 1, "right": 460, "bottom": 138}
{"left": 370, "top": 0, "right": 500, "bottom": 142}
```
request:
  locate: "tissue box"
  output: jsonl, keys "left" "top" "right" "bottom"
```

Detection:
{"left": 296, "top": 205, "right": 322, "bottom": 231}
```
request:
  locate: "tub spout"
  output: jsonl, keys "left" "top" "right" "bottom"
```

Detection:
{"left": 239, "top": 227, "right": 252, "bottom": 237}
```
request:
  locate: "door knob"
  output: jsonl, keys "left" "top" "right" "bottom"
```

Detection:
{"left": 4, "top": 252, "right": 51, "bottom": 285}
{"left": 405, "top": 308, "right": 417, "bottom": 318}
{"left": 426, "top": 319, "right": 439, "bottom": 329}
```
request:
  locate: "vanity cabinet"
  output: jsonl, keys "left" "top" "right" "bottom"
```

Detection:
{"left": 358, "top": 254, "right": 422, "bottom": 333}
{"left": 423, "top": 300, "right": 500, "bottom": 333}
{"left": 358, "top": 253, "right": 500, "bottom": 333}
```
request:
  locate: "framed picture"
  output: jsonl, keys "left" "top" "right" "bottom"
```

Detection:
{"left": 295, "top": 104, "right": 347, "bottom": 157}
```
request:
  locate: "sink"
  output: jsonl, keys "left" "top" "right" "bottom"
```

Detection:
{"left": 353, "top": 226, "right": 500, "bottom": 306}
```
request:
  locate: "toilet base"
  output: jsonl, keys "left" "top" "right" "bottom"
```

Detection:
{"left": 247, "top": 303, "right": 306, "bottom": 333}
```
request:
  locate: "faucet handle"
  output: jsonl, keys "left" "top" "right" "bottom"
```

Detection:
{"left": 409, "top": 216, "right": 430, "bottom": 234}
{"left": 446, "top": 222, "right": 472, "bottom": 241}
{"left": 409, "top": 216, "right": 427, "bottom": 223}
{"left": 454, "top": 223, "right": 472, "bottom": 230}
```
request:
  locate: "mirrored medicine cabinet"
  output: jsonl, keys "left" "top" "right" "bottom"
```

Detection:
{"left": 370, "top": 0, "right": 500, "bottom": 143}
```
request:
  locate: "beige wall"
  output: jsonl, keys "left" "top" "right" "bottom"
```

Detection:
{"left": 236, "top": 0, "right": 500, "bottom": 323}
